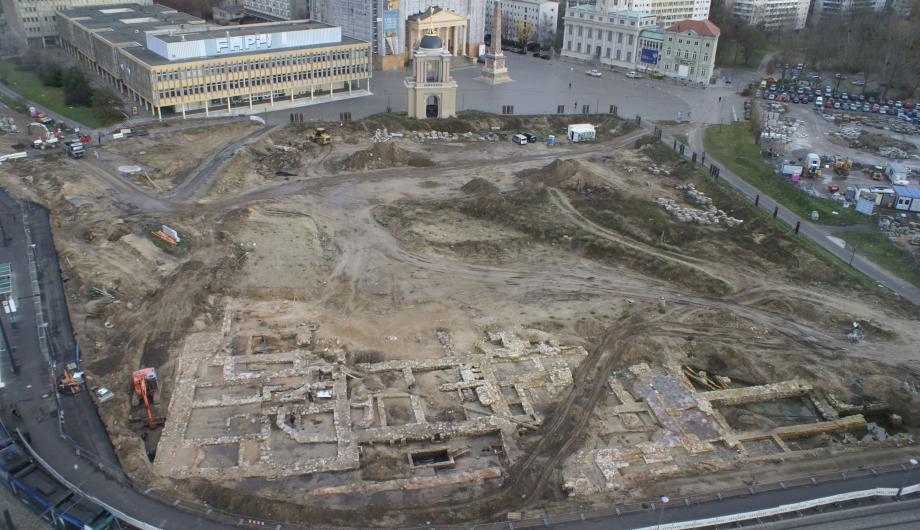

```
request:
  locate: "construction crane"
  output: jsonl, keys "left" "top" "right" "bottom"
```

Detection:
{"left": 133, "top": 368, "right": 159, "bottom": 428}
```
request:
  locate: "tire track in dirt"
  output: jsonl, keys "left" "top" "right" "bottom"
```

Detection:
{"left": 547, "top": 187, "right": 733, "bottom": 292}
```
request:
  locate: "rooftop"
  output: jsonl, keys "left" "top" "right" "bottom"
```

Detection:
{"left": 893, "top": 186, "right": 920, "bottom": 199}
{"left": 59, "top": 3, "right": 367, "bottom": 67}
{"left": 666, "top": 19, "right": 721, "bottom": 37}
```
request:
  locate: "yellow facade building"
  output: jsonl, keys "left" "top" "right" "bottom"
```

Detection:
{"left": 56, "top": 3, "right": 372, "bottom": 120}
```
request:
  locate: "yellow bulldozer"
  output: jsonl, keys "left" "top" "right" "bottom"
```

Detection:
{"left": 833, "top": 157, "right": 851, "bottom": 177}
{"left": 310, "top": 127, "right": 332, "bottom": 146}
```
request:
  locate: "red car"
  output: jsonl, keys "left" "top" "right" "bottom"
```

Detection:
{"left": 828, "top": 185, "right": 840, "bottom": 193}
{"left": 824, "top": 100, "right": 833, "bottom": 108}
{"left": 904, "top": 101, "right": 915, "bottom": 110}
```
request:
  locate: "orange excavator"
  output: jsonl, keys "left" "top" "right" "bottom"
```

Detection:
{"left": 133, "top": 368, "right": 159, "bottom": 428}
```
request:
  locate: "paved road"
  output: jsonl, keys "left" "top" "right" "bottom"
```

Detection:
{"left": 0, "top": 187, "right": 237, "bottom": 530}
{"left": 757, "top": 496, "right": 920, "bottom": 529}
{"left": 556, "top": 471, "right": 920, "bottom": 529}
{"left": 683, "top": 126, "right": 920, "bottom": 305}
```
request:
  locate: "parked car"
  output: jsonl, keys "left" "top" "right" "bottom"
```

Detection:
{"left": 533, "top": 52, "right": 550, "bottom": 60}
{"left": 862, "top": 104, "right": 870, "bottom": 112}
{"left": 833, "top": 102, "right": 841, "bottom": 109}
{"left": 626, "top": 70, "right": 644, "bottom": 79}
{"left": 586, "top": 69, "right": 602, "bottom": 77}
{"left": 522, "top": 132, "right": 538, "bottom": 143}
{"left": 851, "top": 78, "right": 865, "bottom": 86}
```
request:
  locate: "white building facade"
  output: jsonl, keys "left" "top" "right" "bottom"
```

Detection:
{"left": 573, "top": 0, "right": 709, "bottom": 27}
{"left": 0, "top": 0, "right": 153, "bottom": 46}
{"left": 561, "top": 4, "right": 657, "bottom": 69}
{"left": 485, "top": 0, "right": 558, "bottom": 46}
{"left": 242, "top": 0, "right": 308, "bottom": 21}
{"left": 309, "top": 0, "right": 485, "bottom": 70}
{"left": 731, "top": 0, "right": 810, "bottom": 30}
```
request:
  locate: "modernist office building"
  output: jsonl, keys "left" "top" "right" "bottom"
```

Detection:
{"left": 55, "top": 4, "right": 372, "bottom": 120}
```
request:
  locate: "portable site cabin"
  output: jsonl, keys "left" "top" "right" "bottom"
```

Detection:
{"left": 885, "top": 162, "right": 910, "bottom": 185}
{"left": 805, "top": 153, "right": 821, "bottom": 172}
{"left": 892, "top": 186, "right": 920, "bottom": 213}
{"left": 567, "top": 124, "right": 596, "bottom": 143}
{"left": 781, "top": 162, "right": 803, "bottom": 184}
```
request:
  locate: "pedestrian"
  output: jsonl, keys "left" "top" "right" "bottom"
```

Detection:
{"left": 568, "top": 82, "right": 572, "bottom": 89}
{"left": 574, "top": 101, "right": 578, "bottom": 111}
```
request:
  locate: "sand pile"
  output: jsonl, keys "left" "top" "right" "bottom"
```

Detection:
{"left": 461, "top": 178, "right": 500, "bottom": 196}
{"left": 517, "top": 159, "right": 609, "bottom": 191}
{"left": 341, "top": 143, "right": 434, "bottom": 171}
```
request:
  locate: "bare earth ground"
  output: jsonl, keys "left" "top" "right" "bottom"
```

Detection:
{"left": 1, "top": 114, "right": 918, "bottom": 528}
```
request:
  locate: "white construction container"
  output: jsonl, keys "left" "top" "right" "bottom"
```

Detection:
{"left": 567, "top": 124, "right": 596, "bottom": 143}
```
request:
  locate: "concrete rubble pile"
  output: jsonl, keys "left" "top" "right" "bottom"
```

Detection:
{"left": 877, "top": 215, "right": 920, "bottom": 242}
{"left": 834, "top": 126, "right": 861, "bottom": 140}
{"left": 877, "top": 146, "right": 913, "bottom": 159}
{"left": 399, "top": 130, "right": 479, "bottom": 143}
{"left": 656, "top": 184, "right": 743, "bottom": 227}
{"left": 0, "top": 117, "right": 19, "bottom": 134}
{"left": 861, "top": 116, "right": 919, "bottom": 136}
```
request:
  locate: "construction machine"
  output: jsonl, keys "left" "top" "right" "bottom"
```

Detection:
{"left": 133, "top": 368, "right": 160, "bottom": 428}
{"left": 865, "top": 165, "right": 883, "bottom": 180}
{"left": 58, "top": 362, "right": 84, "bottom": 395}
{"left": 833, "top": 157, "right": 852, "bottom": 176}
{"left": 27, "top": 122, "right": 59, "bottom": 150}
{"left": 310, "top": 127, "right": 332, "bottom": 146}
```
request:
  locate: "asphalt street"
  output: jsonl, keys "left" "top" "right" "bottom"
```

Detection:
{"left": 0, "top": 188, "right": 237, "bottom": 530}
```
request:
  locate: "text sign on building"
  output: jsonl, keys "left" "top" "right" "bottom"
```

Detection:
{"left": 640, "top": 48, "right": 659, "bottom": 64}
{"left": 383, "top": 0, "right": 399, "bottom": 37}
{"left": 215, "top": 34, "right": 273, "bottom": 54}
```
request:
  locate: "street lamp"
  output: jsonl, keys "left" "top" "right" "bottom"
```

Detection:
{"left": 897, "top": 458, "right": 919, "bottom": 499}
{"left": 656, "top": 495, "right": 669, "bottom": 529}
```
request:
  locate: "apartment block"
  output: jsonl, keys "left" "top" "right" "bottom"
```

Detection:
{"left": 731, "top": 0, "right": 810, "bottom": 30}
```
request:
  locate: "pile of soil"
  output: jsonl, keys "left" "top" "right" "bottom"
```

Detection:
{"left": 341, "top": 143, "right": 434, "bottom": 171}
{"left": 460, "top": 177, "right": 499, "bottom": 196}
{"left": 252, "top": 145, "right": 302, "bottom": 175}
{"left": 517, "top": 159, "right": 609, "bottom": 191}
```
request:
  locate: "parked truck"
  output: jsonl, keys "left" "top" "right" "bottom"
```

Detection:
{"left": 64, "top": 139, "right": 85, "bottom": 158}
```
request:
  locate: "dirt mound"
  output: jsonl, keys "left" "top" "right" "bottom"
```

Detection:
{"left": 252, "top": 145, "right": 302, "bottom": 175}
{"left": 517, "top": 159, "right": 609, "bottom": 191}
{"left": 341, "top": 143, "right": 434, "bottom": 171}
{"left": 461, "top": 178, "right": 499, "bottom": 196}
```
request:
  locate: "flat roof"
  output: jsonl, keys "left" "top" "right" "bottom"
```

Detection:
{"left": 59, "top": 3, "right": 367, "bottom": 67}
{"left": 893, "top": 186, "right": 920, "bottom": 198}
{"left": 154, "top": 20, "right": 332, "bottom": 43}
{"left": 120, "top": 35, "right": 367, "bottom": 66}
{"left": 59, "top": 3, "right": 203, "bottom": 46}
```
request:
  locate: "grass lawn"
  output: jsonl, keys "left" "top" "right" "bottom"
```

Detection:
{"left": 0, "top": 93, "right": 29, "bottom": 114}
{"left": 0, "top": 60, "right": 118, "bottom": 128}
{"left": 838, "top": 230, "right": 920, "bottom": 288}
{"left": 703, "top": 123, "right": 867, "bottom": 226}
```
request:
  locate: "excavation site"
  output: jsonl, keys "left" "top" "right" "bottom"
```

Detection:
{"left": 2, "top": 112, "right": 918, "bottom": 528}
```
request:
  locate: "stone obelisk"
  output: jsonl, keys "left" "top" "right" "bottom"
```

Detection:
{"left": 479, "top": 0, "right": 512, "bottom": 84}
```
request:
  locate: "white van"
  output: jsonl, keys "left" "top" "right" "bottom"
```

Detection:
{"left": 814, "top": 96, "right": 823, "bottom": 109}
{"left": 511, "top": 134, "right": 528, "bottom": 145}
